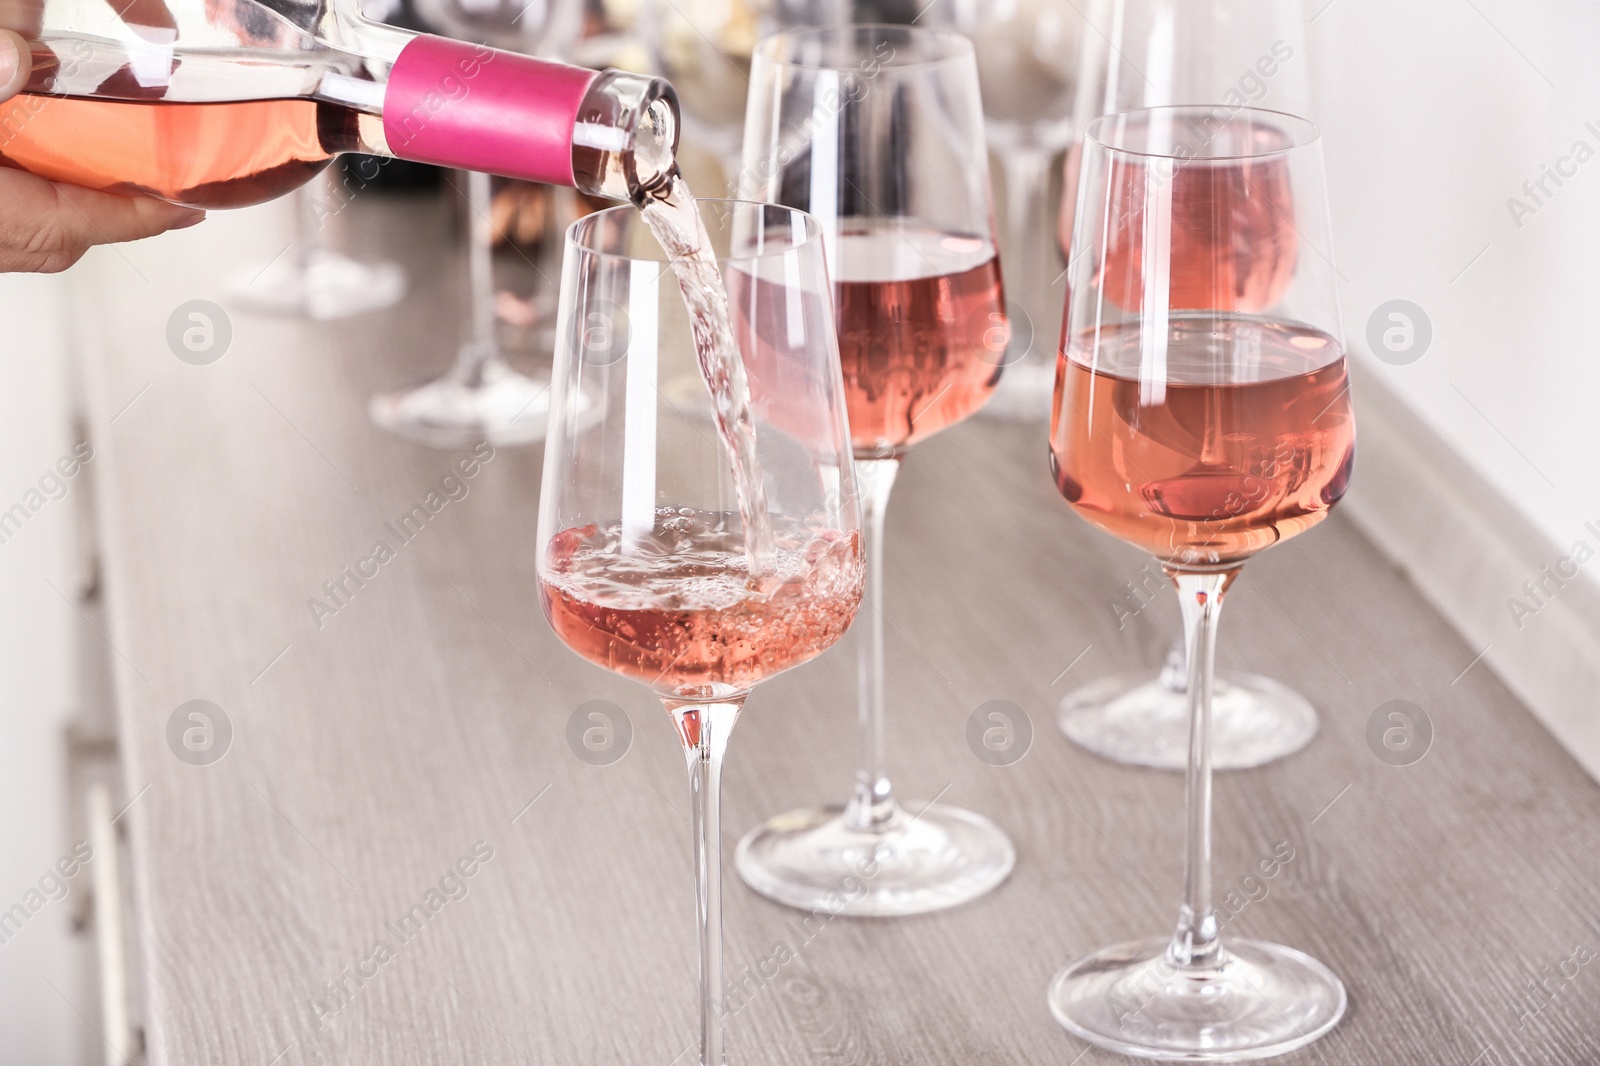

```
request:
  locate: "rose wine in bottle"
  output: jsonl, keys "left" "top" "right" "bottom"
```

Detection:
{"left": 2, "top": 97, "right": 354, "bottom": 209}
{"left": 1050, "top": 314, "right": 1354, "bottom": 569}
{"left": 0, "top": 17, "right": 680, "bottom": 208}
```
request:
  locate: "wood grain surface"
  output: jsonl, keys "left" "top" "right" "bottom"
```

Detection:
{"left": 66, "top": 194, "right": 1600, "bottom": 1066}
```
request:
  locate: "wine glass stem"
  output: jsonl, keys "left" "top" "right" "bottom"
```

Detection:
{"left": 1158, "top": 635, "right": 1188, "bottom": 692}
{"left": 666, "top": 699, "right": 742, "bottom": 1066}
{"left": 1000, "top": 147, "right": 1053, "bottom": 348}
{"left": 1166, "top": 568, "right": 1237, "bottom": 969}
{"left": 454, "top": 169, "right": 500, "bottom": 388}
{"left": 847, "top": 457, "right": 901, "bottom": 832}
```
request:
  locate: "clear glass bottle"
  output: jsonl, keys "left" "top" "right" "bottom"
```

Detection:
{"left": 0, "top": 0, "right": 679, "bottom": 208}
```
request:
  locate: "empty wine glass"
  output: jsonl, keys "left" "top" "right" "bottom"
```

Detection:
{"left": 930, "top": 0, "right": 1083, "bottom": 421}
{"left": 538, "top": 199, "right": 863, "bottom": 1066}
{"left": 1057, "top": 0, "right": 1321, "bottom": 771}
{"left": 229, "top": 168, "right": 407, "bottom": 319}
{"left": 637, "top": 0, "right": 761, "bottom": 186}
{"left": 368, "top": 0, "right": 583, "bottom": 446}
{"left": 226, "top": 0, "right": 407, "bottom": 318}
{"left": 1046, "top": 106, "right": 1350, "bottom": 1059}
{"left": 733, "top": 24, "right": 1016, "bottom": 917}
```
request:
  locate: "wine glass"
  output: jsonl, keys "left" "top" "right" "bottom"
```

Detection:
{"left": 637, "top": 0, "right": 761, "bottom": 187}
{"left": 1046, "top": 106, "right": 1350, "bottom": 1059}
{"left": 733, "top": 24, "right": 1016, "bottom": 917}
{"left": 538, "top": 198, "right": 863, "bottom": 1066}
{"left": 217, "top": 0, "right": 409, "bottom": 318}
{"left": 368, "top": 0, "right": 584, "bottom": 446}
{"left": 1056, "top": 0, "right": 1321, "bottom": 772}
{"left": 928, "top": 0, "right": 1083, "bottom": 421}
{"left": 228, "top": 168, "right": 408, "bottom": 319}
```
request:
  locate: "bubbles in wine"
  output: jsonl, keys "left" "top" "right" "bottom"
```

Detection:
{"left": 540, "top": 510, "right": 862, "bottom": 697}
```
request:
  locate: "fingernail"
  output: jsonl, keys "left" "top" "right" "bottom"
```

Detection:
{"left": 170, "top": 211, "right": 207, "bottom": 230}
{"left": 0, "top": 35, "right": 21, "bottom": 89}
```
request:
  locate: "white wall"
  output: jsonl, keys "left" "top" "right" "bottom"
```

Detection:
{"left": 0, "top": 271, "right": 94, "bottom": 1064}
{"left": 1315, "top": 0, "right": 1600, "bottom": 537}
{"left": 1308, "top": 1, "right": 1600, "bottom": 772}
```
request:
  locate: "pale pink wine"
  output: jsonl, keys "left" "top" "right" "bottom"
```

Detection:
{"left": 539, "top": 512, "right": 862, "bottom": 697}
{"left": 0, "top": 95, "right": 357, "bottom": 208}
{"left": 639, "top": 175, "right": 775, "bottom": 568}
{"left": 1096, "top": 151, "right": 1297, "bottom": 314}
{"left": 831, "top": 223, "right": 1006, "bottom": 457}
{"left": 1050, "top": 315, "right": 1354, "bottom": 569}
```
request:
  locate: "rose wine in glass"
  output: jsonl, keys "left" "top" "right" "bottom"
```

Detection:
{"left": 539, "top": 199, "right": 861, "bottom": 1066}
{"left": 541, "top": 515, "right": 861, "bottom": 690}
{"left": 1053, "top": 0, "right": 1326, "bottom": 773}
{"left": 1097, "top": 154, "right": 1299, "bottom": 317}
{"left": 1052, "top": 315, "right": 1353, "bottom": 565}
{"left": 726, "top": 224, "right": 1004, "bottom": 457}
{"left": 832, "top": 223, "right": 1006, "bottom": 453}
{"left": 732, "top": 24, "right": 1016, "bottom": 918}
{"left": 1046, "top": 107, "right": 1348, "bottom": 1061}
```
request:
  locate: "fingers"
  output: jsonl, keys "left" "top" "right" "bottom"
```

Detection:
{"left": 53, "top": 183, "right": 206, "bottom": 244}
{"left": 0, "top": 169, "right": 204, "bottom": 273}
{"left": 0, "top": 28, "right": 28, "bottom": 102}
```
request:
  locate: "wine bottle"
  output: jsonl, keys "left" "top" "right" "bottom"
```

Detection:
{"left": 0, "top": 0, "right": 679, "bottom": 209}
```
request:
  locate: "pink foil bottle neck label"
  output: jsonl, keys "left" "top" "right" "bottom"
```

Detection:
{"left": 382, "top": 35, "right": 597, "bottom": 187}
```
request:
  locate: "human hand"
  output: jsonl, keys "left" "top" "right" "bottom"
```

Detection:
{"left": 0, "top": 29, "right": 207, "bottom": 273}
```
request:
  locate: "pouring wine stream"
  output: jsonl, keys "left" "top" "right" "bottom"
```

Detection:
{"left": 636, "top": 172, "right": 776, "bottom": 581}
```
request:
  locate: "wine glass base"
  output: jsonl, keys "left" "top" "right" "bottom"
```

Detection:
{"left": 1059, "top": 672, "right": 1316, "bottom": 771}
{"left": 229, "top": 249, "right": 406, "bottom": 320}
{"left": 369, "top": 358, "right": 553, "bottom": 448}
{"left": 1048, "top": 937, "right": 1346, "bottom": 1061}
{"left": 734, "top": 802, "right": 1015, "bottom": 916}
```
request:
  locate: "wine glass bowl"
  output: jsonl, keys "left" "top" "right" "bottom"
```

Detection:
{"left": 1052, "top": 313, "right": 1352, "bottom": 569}
{"left": 638, "top": 0, "right": 760, "bottom": 181}
{"left": 925, "top": 0, "right": 1084, "bottom": 422}
{"left": 939, "top": 0, "right": 1081, "bottom": 153}
{"left": 733, "top": 23, "right": 1016, "bottom": 918}
{"left": 1051, "top": 109, "right": 1352, "bottom": 574}
{"left": 538, "top": 198, "right": 863, "bottom": 1066}
{"left": 1046, "top": 106, "right": 1348, "bottom": 1061}
{"left": 1057, "top": 0, "right": 1325, "bottom": 772}
{"left": 1094, "top": 120, "right": 1298, "bottom": 315}
{"left": 540, "top": 507, "right": 862, "bottom": 698}
{"left": 831, "top": 223, "right": 1007, "bottom": 458}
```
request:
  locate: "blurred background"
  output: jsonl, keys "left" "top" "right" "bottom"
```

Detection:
{"left": 0, "top": 0, "right": 1597, "bottom": 1058}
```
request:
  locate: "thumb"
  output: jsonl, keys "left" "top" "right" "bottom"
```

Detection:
{"left": 0, "top": 30, "right": 28, "bottom": 102}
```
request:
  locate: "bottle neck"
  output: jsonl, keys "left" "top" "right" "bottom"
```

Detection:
{"left": 330, "top": 31, "right": 679, "bottom": 202}
{"left": 570, "top": 68, "right": 681, "bottom": 203}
